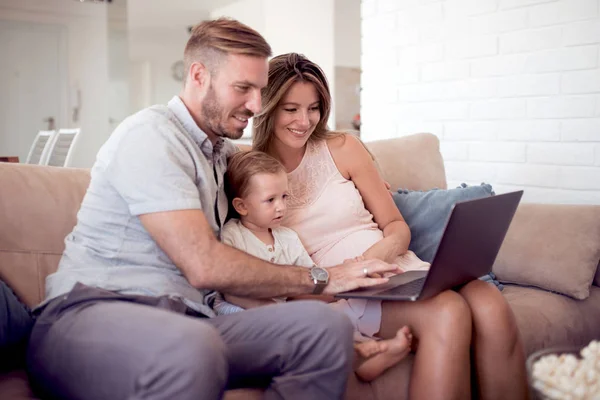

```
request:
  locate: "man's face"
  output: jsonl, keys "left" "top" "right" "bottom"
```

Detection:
{"left": 199, "top": 54, "right": 268, "bottom": 140}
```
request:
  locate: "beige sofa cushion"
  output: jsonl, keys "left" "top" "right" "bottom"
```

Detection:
{"left": 0, "top": 164, "right": 90, "bottom": 307}
{"left": 366, "top": 133, "right": 447, "bottom": 191}
{"left": 493, "top": 203, "right": 600, "bottom": 300}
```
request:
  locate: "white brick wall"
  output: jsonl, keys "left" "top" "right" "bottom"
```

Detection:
{"left": 361, "top": 0, "right": 600, "bottom": 204}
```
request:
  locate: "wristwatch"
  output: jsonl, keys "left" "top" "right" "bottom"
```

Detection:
{"left": 309, "top": 266, "right": 329, "bottom": 294}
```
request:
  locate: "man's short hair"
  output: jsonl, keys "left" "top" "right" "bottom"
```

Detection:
{"left": 184, "top": 18, "right": 272, "bottom": 79}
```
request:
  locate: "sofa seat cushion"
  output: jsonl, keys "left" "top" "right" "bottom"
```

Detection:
{"left": 503, "top": 284, "right": 600, "bottom": 355}
{"left": 0, "top": 370, "right": 38, "bottom": 400}
{"left": 0, "top": 164, "right": 90, "bottom": 307}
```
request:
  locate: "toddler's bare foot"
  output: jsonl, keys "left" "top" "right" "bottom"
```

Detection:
{"left": 355, "top": 326, "right": 412, "bottom": 382}
{"left": 355, "top": 340, "right": 388, "bottom": 359}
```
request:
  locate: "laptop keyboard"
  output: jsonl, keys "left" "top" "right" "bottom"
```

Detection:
{"left": 383, "top": 277, "right": 426, "bottom": 296}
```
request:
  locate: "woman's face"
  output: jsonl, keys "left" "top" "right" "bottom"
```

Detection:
{"left": 272, "top": 81, "right": 321, "bottom": 150}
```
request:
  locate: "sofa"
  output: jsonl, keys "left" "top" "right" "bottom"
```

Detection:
{"left": 1, "top": 132, "right": 599, "bottom": 399}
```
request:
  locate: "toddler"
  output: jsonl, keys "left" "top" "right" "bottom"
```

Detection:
{"left": 214, "top": 150, "right": 412, "bottom": 382}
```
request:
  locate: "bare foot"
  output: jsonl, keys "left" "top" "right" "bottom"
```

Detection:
{"left": 355, "top": 340, "right": 388, "bottom": 359}
{"left": 355, "top": 326, "right": 413, "bottom": 382}
{"left": 396, "top": 250, "right": 430, "bottom": 272}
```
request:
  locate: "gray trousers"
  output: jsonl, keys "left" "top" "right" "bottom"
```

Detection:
{"left": 27, "top": 284, "right": 354, "bottom": 400}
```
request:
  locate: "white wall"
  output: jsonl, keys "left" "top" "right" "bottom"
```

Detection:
{"left": 209, "top": 0, "right": 266, "bottom": 32}
{"left": 0, "top": 0, "right": 110, "bottom": 168}
{"left": 211, "top": 0, "right": 336, "bottom": 133}
{"left": 361, "top": 0, "right": 600, "bottom": 204}
{"left": 335, "top": 0, "right": 362, "bottom": 68}
{"left": 68, "top": 16, "right": 110, "bottom": 168}
{"left": 127, "top": 0, "right": 212, "bottom": 109}
{"left": 128, "top": 27, "right": 192, "bottom": 106}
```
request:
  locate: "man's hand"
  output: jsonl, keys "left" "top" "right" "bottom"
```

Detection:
{"left": 322, "top": 258, "right": 398, "bottom": 295}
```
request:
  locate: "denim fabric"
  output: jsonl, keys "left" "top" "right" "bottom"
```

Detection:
{"left": 392, "top": 183, "right": 502, "bottom": 290}
{"left": 212, "top": 292, "right": 245, "bottom": 315}
{"left": 0, "top": 279, "right": 34, "bottom": 371}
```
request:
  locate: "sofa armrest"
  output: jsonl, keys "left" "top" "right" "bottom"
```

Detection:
{"left": 493, "top": 203, "right": 600, "bottom": 299}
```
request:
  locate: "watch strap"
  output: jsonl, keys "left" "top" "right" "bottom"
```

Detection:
{"left": 312, "top": 280, "right": 327, "bottom": 295}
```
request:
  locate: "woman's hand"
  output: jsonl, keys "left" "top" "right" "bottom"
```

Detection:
{"left": 322, "top": 258, "right": 398, "bottom": 295}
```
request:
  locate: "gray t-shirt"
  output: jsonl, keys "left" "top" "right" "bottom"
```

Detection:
{"left": 44, "top": 96, "right": 237, "bottom": 316}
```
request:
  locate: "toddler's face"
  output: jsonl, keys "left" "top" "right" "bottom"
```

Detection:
{"left": 239, "top": 171, "right": 289, "bottom": 230}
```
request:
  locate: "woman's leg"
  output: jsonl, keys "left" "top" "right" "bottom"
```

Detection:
{"left": 379, "top": 290, "right": 473, "bottom": 400}
{"left": 459, "top": 280, "right": 527, "bottom": 400}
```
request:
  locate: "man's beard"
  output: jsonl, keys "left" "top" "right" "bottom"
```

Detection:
{"left": 201, "top": 85, "right": 250, "bottom": 140}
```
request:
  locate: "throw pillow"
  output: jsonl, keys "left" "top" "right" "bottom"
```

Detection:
{"left": 392, "top": 183, "right": 502, "bottom": 290}
{"left": 392, "top": 183, "right": 495, "bottom": 263}
{"left": 493, "top": 203, "right": 600, "bottom": 300}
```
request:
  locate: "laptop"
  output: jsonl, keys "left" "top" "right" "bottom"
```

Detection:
{"left": 335, "top": 190, "right": 523, "bottom": 302}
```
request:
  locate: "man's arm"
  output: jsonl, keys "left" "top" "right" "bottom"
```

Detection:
{"left": 140, "top": 209, "right": 312, "bottom": 298}
{"left": 140, "top": 209, "right": 397, "bottom": 298}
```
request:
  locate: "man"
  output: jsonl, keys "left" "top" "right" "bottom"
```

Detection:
{"left": 27, "top": 18, "right": 396, "bottom": 400}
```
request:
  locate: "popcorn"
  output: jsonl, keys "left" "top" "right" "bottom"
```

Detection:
{"left": 532, "top": 340, "right": 600, "bottom": 399}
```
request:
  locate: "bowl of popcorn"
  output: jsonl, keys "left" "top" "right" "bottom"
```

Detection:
{"left": 527, "top": 340, "right": 600, "bottom": 399}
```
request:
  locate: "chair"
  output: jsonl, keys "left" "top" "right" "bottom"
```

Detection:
{"left": 25, "top": 130, "right": 56, "bottom": 165}
{"left": 46, "top": 128, "right": 81, "bottom": 167}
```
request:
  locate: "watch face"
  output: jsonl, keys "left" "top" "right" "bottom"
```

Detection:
{"left": 312, "top": 267, "right": 329, "bottom": 282}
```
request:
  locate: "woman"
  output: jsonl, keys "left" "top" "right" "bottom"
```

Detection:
{"left": 252, "top": 53, "right": 527, "bottom": 399}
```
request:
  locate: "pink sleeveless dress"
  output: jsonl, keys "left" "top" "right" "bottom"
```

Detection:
{"left": 282, "top": 139, "right": 429, "bottom": 339}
